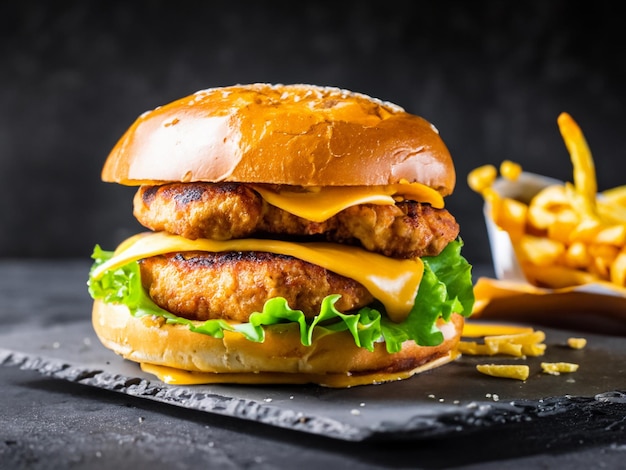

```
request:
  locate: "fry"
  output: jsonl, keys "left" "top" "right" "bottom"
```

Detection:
{"left": 547, "top": 219, "right": 578, "bottom": 245}
{"left": 476, "top": 364, "right": 529, "bottom": 381}
{"left": 485, "top": 330, "right": 546, "bottom": 357}
{"left": 557, "top": 112, "right": 597, "bottom": 219}
{"left": 459, "top": 327, "right": 545, "bottom": 357}
{"left": 563, "top": 241, "right": 591, "bottom": 269}
{"left": 610, "top": 250, "right": 626, "bottom": 286}
{"left": 500, "top": 160, "right": 522, "bottom": 181}
{"left": 568, "top": 218, "right": 602, "bottom": 244}
{"left": 468, "top": 165, "right": 497, "bottom": 193}
{"left": 528, "top": 185, "right": 578, "bottom": 230}
{"left": 567, "top": 337, "right": 587, "bottom": 349}
{"left": 541, "top": 362, "right": 579, "bottom": 375}
{"left": 484, "top": 330, "right": 546, "bottom": 347}
{"left": 495, "top": 198, "right": 527, "bottom": 241}
{"left": 601, "top": 185, "right": 626, "bottom": 205}
{"left": 487, "top": 342, "right": 523, "bottom": 356}
{"left": 457, "top": 341, "right": 494, "bottom": 356}
{"left": 517, "top": 235, "right": 565, "bottom": 267}
{"left": 469, "top": 113, "right": 626, "bottom": 291}
{"left": 597, "top": 200, "right": 626, "bottom": 225}
{"left": 588, "top": 244, "right": 619, "bottom": 280}
{"left": 594, "top": 224, "right": 626, "bottom": 246}
{"left": 521, "top": 343, "right": 546, "bottom": 356}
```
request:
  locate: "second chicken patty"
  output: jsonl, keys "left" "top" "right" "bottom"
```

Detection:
{"left": 133, "top": 182, "right": 459, "bottom": 259}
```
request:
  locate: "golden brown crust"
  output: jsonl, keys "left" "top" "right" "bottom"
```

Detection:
{"left": 138, "top": 251, "right": 374, "bottom": 322}
{"left": 92, "top": 300, "right": 464, "bottom": 380}
{"left": 133, "top": 182, "right": 460, "bottom": 259}
{"left": 102, "top": 84, "right": 455, "bottom": 195}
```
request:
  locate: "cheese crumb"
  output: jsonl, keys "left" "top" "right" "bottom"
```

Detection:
{"left": 567, "top": 337, "right": 587, "bottom": 349}
{"left": 541, "top": 362, "right": 579, "bottom": 375}
{"left": 476, "top": 364, "right": 530, "bottom": 381}
{"left": 458, "top": 329, "right": 546, "bottom": 357}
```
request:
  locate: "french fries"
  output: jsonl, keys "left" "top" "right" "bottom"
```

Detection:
{"left": 458, "top": 327, "right": 546, "bottom": 358}
{"left": 468, "top": 112, "right": 626, "bottom": 290}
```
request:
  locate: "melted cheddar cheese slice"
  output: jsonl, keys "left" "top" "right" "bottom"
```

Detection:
{"left": 252, "top": 182, "right": 444, "bottom": 222}
{"left": 140, "top": 352, "right": 456, "bottom": 387}
{"left": 92, "top": 231, "right": 423, "bottom": 322}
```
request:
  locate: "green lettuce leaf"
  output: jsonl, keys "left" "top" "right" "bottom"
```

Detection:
{"left": 87, "top": 239, "right": 474, "bottom": 353}
{"left": 383, "top": 239, "right": 475, "bottom": 350}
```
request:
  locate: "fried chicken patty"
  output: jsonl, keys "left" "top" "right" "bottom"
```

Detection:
{"left": 139, "top": 251, "right": 374, "bottom": 322}
{"left": 134, "top": 183, "right": 459, "bottom": 259}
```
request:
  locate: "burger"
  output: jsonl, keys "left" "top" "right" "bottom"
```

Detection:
{"left": 87, "top": 83, "right": 474, "bottom": 387}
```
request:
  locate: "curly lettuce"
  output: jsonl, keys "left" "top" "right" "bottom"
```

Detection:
{"left": 87, "top": 239, "right": 474, "bottom": 353}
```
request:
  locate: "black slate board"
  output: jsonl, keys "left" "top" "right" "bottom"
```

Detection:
{"left": 1, "top": 321, "right": 625, "bottom": 442}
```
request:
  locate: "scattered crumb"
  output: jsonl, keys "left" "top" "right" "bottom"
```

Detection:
{"left": 476, "top": 364, "right": 530, "bottom": 381}
{"left": 458, "top": 329, "right": 546, "bottom": 357}
{"left": 567, "top": 337, "right": 587, "bottom": 349}
{"left": 541, "top": 362, "right": 579, "bottom": 375}
{"left": 462, "top": 325, "right": 584, "bottom": 382}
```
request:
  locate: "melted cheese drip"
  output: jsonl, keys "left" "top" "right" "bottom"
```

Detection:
{"left": 252, "top": 182, "right": 444, "bottom": 222}
{"left": 93, "top": 231, "right": 423, "bottom": 322}
{"left": 462, "top": 322, "right": 534, "bottom": 338}
{"left": 140, "top": 352, "right": 456, "bottom": 388}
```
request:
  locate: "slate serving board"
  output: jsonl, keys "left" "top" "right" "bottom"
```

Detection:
{"left": 1, "top": 320, "right": 624, "bottom": 442}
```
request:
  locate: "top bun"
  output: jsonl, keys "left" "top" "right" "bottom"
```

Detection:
{"left": 102, "top": 83, "right": 456, "bottom": 195}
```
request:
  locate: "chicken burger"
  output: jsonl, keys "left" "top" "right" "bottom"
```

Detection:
{"left": 87, "top": 83, "right": 474, "bottom": 387}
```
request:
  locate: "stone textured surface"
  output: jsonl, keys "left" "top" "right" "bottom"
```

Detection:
{"left": 1, "top": 260, "right": 626, "bottom": 468}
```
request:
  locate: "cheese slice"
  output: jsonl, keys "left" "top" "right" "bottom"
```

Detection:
{"left": 93, "top": 231, "right": 423, "bottom": 322}
{"left": 252, "top": 182, "right": 444, "bottom": 222}
{"left": 461, "top": 322, "right": 534, "bottom": 338}
{"left": 140, "top": 352, "right": 456, "bottom": 387}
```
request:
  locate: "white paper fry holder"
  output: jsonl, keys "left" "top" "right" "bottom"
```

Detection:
{"left": 472, "top": 172, "right": 626, "bottom": 333}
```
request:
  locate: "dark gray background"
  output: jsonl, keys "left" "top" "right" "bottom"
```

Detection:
{"left": 2, "top": 0, "right": 625, "bottom": 265}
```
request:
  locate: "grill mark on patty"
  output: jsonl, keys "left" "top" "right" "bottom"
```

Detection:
{"left": 170, "top": 184, "right": 205, "bottom": 205}
{"left": 140, "top": 186, "right": 160, "bottom": 205}
{"left": 173, "top": 251, "right": 291, "bottom": 267}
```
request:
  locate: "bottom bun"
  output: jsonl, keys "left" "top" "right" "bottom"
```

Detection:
{"left": 92, "top": 300, "right": 465, "bottom": 387}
